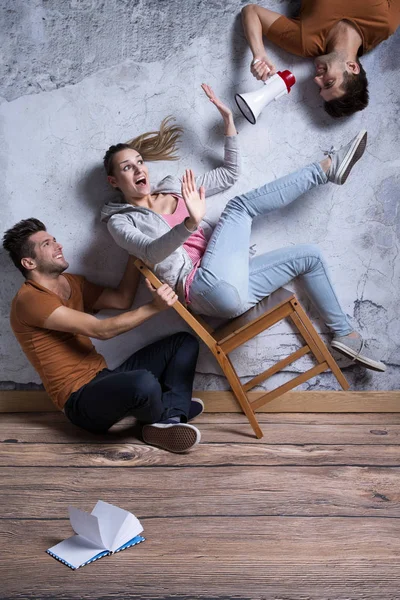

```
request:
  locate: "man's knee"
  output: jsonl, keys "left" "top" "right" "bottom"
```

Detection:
{"left": 128, "top": 369, "right": 161, "bottom": 400}
{"left": 170, "top": 331, "right": 199, "bottom": 355}
{"left": 180, "top": 332, "right": 199, "bottom": 353}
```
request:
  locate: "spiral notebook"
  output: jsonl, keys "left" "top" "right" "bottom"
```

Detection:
{"left": 47, "top": 500, "right": 145, "bottom": 569}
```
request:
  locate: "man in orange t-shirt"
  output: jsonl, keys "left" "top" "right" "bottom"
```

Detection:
{"left": 3, "top": 218, "right": 204, "bottom": 453}
{"left": 242, "top": 1, "right": 400, "bottom": 117}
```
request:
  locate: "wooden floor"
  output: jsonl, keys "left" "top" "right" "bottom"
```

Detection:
{"left": 1, "top": 411, "right": 400, "bottom": 600}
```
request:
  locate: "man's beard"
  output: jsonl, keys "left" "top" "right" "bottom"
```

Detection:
{"left": 36, "top": 259, "right": 69, "bottom": 276}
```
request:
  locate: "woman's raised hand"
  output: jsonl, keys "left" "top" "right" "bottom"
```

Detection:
{"left": 181, "top": 169, "right": 206, "bottom": 231}
{"left": 201, "top": 83, "right": 237, "bottom": 136}
{"left": 201, "top": 83, "right": 233, "bottom": 121}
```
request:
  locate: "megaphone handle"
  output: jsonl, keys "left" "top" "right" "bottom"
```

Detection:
{"left": 252, "top": 58, "right": 273, "bottom": 83}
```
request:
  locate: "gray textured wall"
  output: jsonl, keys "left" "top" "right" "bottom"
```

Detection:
{"left": 1, "top": 0, "right": 399, "bottom": 392}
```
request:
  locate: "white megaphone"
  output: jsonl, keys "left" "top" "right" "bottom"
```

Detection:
{"left": 235, "top": 70, "right": 296, "bottom": 124}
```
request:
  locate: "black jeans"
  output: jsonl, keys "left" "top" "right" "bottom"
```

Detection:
{"left": 64, "top": 332, "right": 199, "bottom": 434}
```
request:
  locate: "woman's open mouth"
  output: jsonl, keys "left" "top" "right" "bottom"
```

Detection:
{"left": 135, "top": 176, "right": 147, "bottom": 188}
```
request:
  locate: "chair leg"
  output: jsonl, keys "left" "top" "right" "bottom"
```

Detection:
{"left": 291, "top": 300, "right": 349, "bottom": 391}
{"left": 215, "top": 349, "right": 264, "bottom": 439}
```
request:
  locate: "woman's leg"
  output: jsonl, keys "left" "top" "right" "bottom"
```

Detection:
{"left": 189, "top": 163, "right": 351, "bottom": 334}
{"left": 247, "top": 244, "right": 352, "bottom": 336}
{"left": 191, "top": 130, "right": 368, "bottom": 318}
{"left": 190, "top": 162, "right": 327, "bottom": 317}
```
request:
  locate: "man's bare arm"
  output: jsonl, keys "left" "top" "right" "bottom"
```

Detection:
{"left": 92, "top": 255, "right": 140, "bottom": 311}
{"left": 241, "top": 4, "right": 283, "bottom": 80}
{"left": 44, "top": 281, "right": 177, "bottom": 340}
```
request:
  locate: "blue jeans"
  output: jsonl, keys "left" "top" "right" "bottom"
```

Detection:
{"left": 189, "top": 163, "right": 352, "bottom": 336}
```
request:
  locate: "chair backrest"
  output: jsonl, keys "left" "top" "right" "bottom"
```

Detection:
{"left": 134, "top": 259, "right": 218, "bottom": 352}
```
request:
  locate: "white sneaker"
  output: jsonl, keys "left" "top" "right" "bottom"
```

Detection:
{"left": 331, "top": 334, "right": 386, "bottom": 372}
{"left": 325, "top": 130, "right": 367, "bottom": 185}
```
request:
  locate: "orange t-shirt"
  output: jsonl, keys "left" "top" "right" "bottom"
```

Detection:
{"left": 10, "top": 274, "right": 107, "bottom": 410}
{"left": 267, "top": 0, "right": 400, "bottom": 57}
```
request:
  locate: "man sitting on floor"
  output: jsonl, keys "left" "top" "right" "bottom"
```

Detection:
{"left": 3, "top": 218, "right": 203, "bottom": 453}
{"left": 241, "top": 0, "right": 400, "bottom": 117}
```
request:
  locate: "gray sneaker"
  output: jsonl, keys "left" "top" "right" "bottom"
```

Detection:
{"left": 325, "top": 130, "right": 367, "bottom": 185}
{"left": 142, "top": 421, "right": 201, "bottom": 453}
{"left": 331, "top": 334, "right": 386, "bottom": 372}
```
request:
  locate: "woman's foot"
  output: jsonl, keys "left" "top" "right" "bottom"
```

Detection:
{"left": 142, "top": 421, "right": 201, "bottom": 452}
{"left": 321, "top": 130, "right": 367, "bottom": 185}
{"left": 331, "top": 332, "right": 386, "bottom": 372}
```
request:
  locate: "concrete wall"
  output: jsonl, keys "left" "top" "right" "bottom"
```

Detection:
{"left": 1, "top": 0, "right": 399, "bottom": 392}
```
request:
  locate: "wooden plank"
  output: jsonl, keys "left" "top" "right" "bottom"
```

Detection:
{"left": 213, "top": 288, "right": 294, "bottom": 342}
{"left": 1, "top": 517, "right": 400, "bottom": 599}
{"left": 290, "top": 309, "right": 326, "bottom": 363}
{"left": 2, "top": 390, "right": 399, "bottom": 413}
{"left": 3, "top": 410, "right": 400, "bottom": 425}
{"left": 291, "top": 300, "right": 350, "bottom": 390}
{"left": 219, "top": 303, "right": 294, "bottom": 354}
{"left": 1, "top": 414, "right": 400, "bottom": 444}
{"left": 205, "top": 390, "right": 400, "bottom": 413}
{"left": 0, "top": 390, "right": 58, "bottom": 412}
{"left": 251, "top": 362, "right": 329, "bottom": 410}
{"left": 134, "top": 259, "right": 218, "bottom": 347}
{"left": 1, "top": 442, "right": 400, "bottom": 467}
{"left": 1, "top": 465, "right": 400, "bottom": 519}
{"left": 215, "top": 352, "right": 263, "bottom": 439}
{"left": 243, "top": 344, "right": 310, "bottom": 391}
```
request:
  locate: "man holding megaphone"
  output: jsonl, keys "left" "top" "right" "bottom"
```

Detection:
{"left": 241, "top": 1, "right": 400, "bottom": 118}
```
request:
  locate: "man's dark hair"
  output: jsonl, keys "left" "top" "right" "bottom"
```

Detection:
{"left": 324, "top": 61, "right": 369, "bottom": 118}
{"left": 2, "top": 218, "right": 46, "bottom": 277}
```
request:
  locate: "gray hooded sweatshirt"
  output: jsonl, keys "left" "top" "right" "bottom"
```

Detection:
{"left": 100, "top": 135, "right": 239, "bottom": 304}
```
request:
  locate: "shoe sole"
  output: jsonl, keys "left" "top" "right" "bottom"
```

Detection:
{"left": 142, "top": 423, "right": 201, "bottom": 453}
{"left": 335, "top": 130, "right": 367, "bottom": 185}
{"left": 331, "top": 340, "right": 386, "bottom": 372}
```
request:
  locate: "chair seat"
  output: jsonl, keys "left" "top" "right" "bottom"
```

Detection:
{"left": 213, "top": 288, "right": 295, "bottom": 343}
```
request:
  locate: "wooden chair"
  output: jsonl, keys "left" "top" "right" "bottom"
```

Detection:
{"left": 135, "top": 259, "right": 349, "bottom": 439}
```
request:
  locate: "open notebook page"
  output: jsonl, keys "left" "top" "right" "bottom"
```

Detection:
{"left": 69, "top": 506, "right": 105, "bottom": 548}
{"left": 91, "top": 500, "right": 143, "bottom": 552}
{"left": 110, "top": 513, "right": 144, "bottom": 552}
{"left": 47, "top": 535, "right": 108, "bottom": 570}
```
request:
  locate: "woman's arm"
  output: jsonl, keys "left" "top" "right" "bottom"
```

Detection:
{"left": 107, "top": 214, "right": 195, "bottom": 265}
{"left": 201, "top": 84, "right": 237, "bottom": 137}
{"left": 194, "top": 85, "right": 240, "bottom": 197}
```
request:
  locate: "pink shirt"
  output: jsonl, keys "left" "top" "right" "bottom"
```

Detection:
{"left": 162, "top": 195, "right": 207, "bottom": 303}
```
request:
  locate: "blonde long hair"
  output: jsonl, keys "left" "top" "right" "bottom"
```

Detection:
{"left": 104, "top": 116, "right": 183, "bottom": 175}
